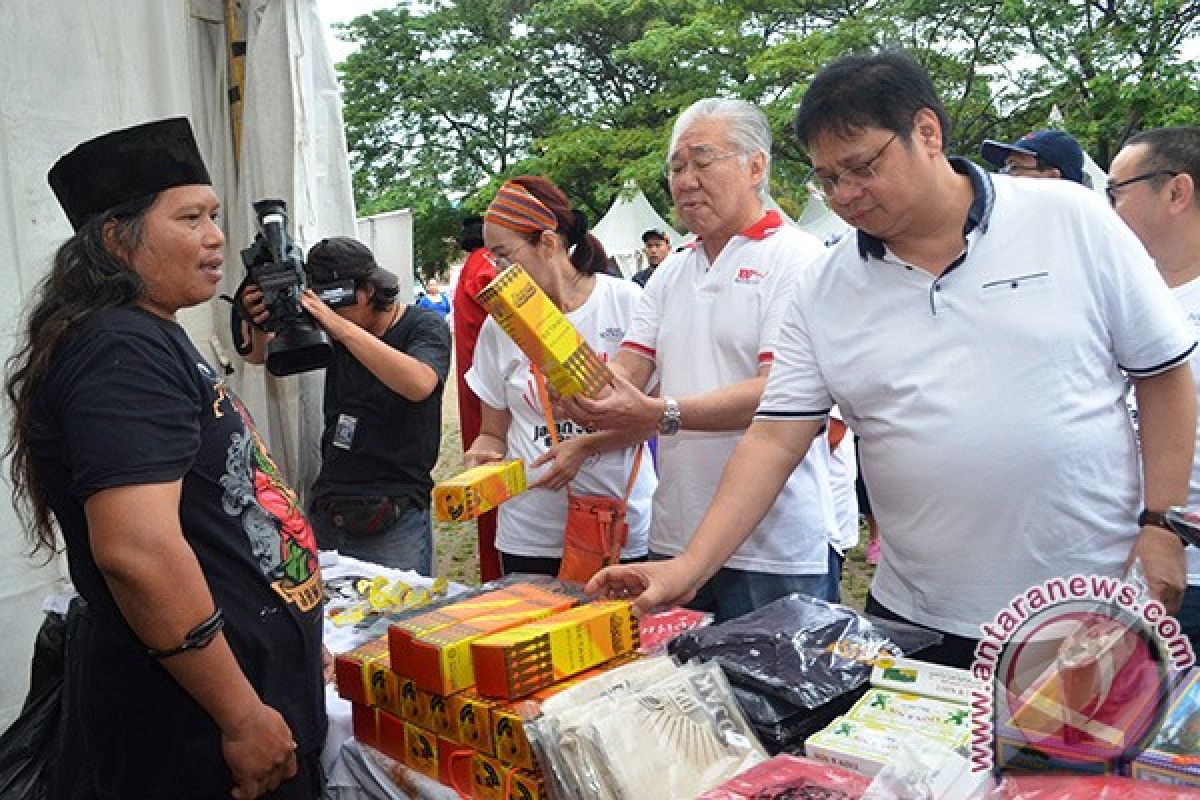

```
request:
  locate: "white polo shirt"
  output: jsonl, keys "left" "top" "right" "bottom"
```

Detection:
{"left": 757, "top": 160, "right": 1195, "bottom": 637}
{"left": 466, "top": 274, "right": 656, "bottom": 560}
{"left": 1172, "top": 277, "right": 1200, "bottom": 585}
{"left": 621, "top": 211, "right": 838, "bottom": 574}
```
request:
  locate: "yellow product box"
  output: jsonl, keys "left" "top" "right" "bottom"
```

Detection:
{"left": 493, "top": 705, "right": 535, "bottom": 771}
{"left": 472, "top": 752, "right": 509, "bottom": 800}
{"left": 433, "top": 460, "right": 527, "bottom": 523}
{"left": 397, "top": 677, "right": 430, "bottom": 727}
{"left": 404, "top": 722, "right": 440, "bottom": 782}
{"left": 471, "top": 600, "right": 639, "bottom": 699}
{"left": 477, "top": 263, "right": 612, "bottom": 398}
{"left": 426, "top": 691, "right": 459, "bottom": 741}
{"left": 471, "top": 752, "right": 547, "bottom": 800}
{"left": 389, "top": 584, "right": 574, "bottom": 644}
{"left": 392, "top": 589, "right": 579, "bottom": 696}
{"left": 334, "top": 634, "right": 390, "bottom": 706}
{"left": 364, "top": 657, "right": 402, "bottom": 718}
{"left": 506, "top": 766, "right": 547, "bottom": 800}
{"left": 449, "top": 689, "right": 496, "bottom": 755}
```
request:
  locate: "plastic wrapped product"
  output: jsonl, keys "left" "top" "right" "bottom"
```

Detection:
{"left": 551, "top": 661, "right": 767, "bottom": 798}
{"left": 669, "top": 593, "right": 942, "bottom": 711}
{"left": 695, "top": 754, "right": 872, "bottom": 799}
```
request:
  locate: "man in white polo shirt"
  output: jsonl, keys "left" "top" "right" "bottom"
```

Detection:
{"left": 562, "top": 97, "right": 837, "bottom": 622}
{"left": 588, "top": 51, "right": 1196, "bottom": 668}
{"left": 1109, "top": 126, "right": 1200, "bottom": 654}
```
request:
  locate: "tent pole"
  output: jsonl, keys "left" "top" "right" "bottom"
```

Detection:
{"left": 223, "top": 0, "right": 246, "bottom": 173}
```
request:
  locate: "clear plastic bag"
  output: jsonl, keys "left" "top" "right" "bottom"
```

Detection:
{"left": 668, "top": 593, "right": 942, "bottom": 710}
{"left": 528, "top": 659, "right": 767, "bottom": 799}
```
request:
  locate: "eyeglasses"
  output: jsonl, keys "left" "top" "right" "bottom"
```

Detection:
{"left": 807, "top": 134, "right": 898, "bottom": 198}
{"left": 666, "top": 148, "right": 739, "bottom": 182}
{"left": 1105, "top": 170, "right": 1181, "bottom": 206}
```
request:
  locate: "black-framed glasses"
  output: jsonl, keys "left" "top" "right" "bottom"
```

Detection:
{"left": 1106, "top": 170, "right": 1180, "bottom": 206}
{"left": 807, "top": 134, "right": 898, "bottom": 198}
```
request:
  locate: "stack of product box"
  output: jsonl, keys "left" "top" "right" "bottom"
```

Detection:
{"left": 1128, "top": 667, "right": 1200, "bottom": 786}
{"left": 335, "top": 582, "right": 641, "bottom": 799}
{"left": 805, "top": 656, "right": 976, "bottom": 778}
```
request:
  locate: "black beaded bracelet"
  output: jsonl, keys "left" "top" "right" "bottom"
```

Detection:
{"left": 147, "top": 609, "right": 225, "bottom": 660}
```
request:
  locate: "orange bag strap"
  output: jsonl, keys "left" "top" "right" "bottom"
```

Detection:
{"left": 828, "top": 416, "right": 848, "bottom": 451}
{"left": 531, "top": 364, "right": 643, "bottom": 501}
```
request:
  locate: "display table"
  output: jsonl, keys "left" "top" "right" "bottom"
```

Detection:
{"left": 320, "top": 551, "right": 467, "bottom": 799}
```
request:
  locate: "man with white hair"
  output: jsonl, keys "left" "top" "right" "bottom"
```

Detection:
{"left": 562, "top": 98, "right": 838, "bottom": 621}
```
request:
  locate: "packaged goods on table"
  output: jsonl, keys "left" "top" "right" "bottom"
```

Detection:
{"left": 668, "top": 593, "right": 942, "bottom": 753}
{"left": 526, "top": 658, "right": 766, "bottom": 799}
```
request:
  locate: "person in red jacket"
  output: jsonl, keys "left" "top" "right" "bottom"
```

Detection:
{"left": 452, "top": 215, "right": 502, "bottom": 581}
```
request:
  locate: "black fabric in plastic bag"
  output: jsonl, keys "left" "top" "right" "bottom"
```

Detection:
{"left": 0, "top": 610, "right": 67, "bottom": 800}
{"left": 732, "top": 684, "right": 864, "bottom": 755}
{"left": 668, "top": 593, "right": 941, "bottom": 711}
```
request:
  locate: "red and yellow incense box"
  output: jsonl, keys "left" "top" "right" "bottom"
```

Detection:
{"left": 476, "top": 263, "right": 612, "bottom": 398}
{"left": 433, "top": 460, "right": 527, "bottom": 523}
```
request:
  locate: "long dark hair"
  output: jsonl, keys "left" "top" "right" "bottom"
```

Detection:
{"left": 509, "top": 176, "right": 608, "bottom": 275}
{"left": 5, "top": 194, "right": 155, "bottom": 555}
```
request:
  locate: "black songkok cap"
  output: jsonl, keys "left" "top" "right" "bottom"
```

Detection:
{"left": 47, "top": 117, "right": 212, "bottom": 231}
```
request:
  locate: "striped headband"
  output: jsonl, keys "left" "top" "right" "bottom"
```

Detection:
{"left": 485, "top": 181, "right": 558, "bottom": 234}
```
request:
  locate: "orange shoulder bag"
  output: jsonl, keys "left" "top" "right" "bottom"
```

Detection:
{"left": 533, "top": 366, "right": 643, "bottom": 583}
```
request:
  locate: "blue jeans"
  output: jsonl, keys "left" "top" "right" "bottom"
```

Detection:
{"left": 310, "top": 498, "right": 433, "bottom": 576}
{"left": 652, "top": 546, "right": 841, "bottom": 623}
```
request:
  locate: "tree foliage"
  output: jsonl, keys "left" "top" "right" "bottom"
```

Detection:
{"left": 334, "top": 0, "right": 1200, "bottom": 270}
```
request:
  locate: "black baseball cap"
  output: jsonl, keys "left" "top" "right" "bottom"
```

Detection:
{"left": 307, "top": 237, "right": 385, "bottom": 283}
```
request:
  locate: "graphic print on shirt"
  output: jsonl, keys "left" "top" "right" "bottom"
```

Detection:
{"left": 219, "top": 391, "right": 322, "bottom": 612}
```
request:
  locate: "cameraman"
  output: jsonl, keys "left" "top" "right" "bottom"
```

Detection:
{"left": 243, "top": 237, "right": 450, "bottom": 574}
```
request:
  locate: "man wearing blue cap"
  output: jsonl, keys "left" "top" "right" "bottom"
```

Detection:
{"left": 980, "top": 129, "right": 1086, "bottom": 184}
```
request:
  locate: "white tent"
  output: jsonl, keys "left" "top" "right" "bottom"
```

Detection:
{"left": 0, "top": 0, "right": 357, "bottom": 727}
{"left": 794, "top": 192, "right": 850, "bottom": 245}
{"left": 591, "top": 181, "right": 684, "bottom": 277}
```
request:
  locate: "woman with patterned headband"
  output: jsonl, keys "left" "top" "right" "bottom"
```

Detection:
{"left": 463, "top": 176, "right": 657, "bottom": 575}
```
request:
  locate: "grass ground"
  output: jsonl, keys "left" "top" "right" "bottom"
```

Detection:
{"left": 432, "top": 355, "right": 875, "bottom": 609}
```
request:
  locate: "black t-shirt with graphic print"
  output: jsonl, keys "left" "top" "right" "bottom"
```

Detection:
{"left": 311, "top": 304, "right": 451, "bottom": 506}
{"left": 29, "top": 307, "right": 325, "bottom": 798}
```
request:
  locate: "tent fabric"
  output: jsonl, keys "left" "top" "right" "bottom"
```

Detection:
{"left": 591, "top": 183, "right": 683, "bottom": 277}
{"left": 0, "top": 0, "right": 356, "bottom": 728}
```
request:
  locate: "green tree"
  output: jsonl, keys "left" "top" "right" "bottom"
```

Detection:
{"left": 335, "top": 0, "right": 1200, "bottom": 261}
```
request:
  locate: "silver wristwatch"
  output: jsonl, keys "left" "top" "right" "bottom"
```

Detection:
{"left": 658, "top": 396, "right": 682, "bottom": 436}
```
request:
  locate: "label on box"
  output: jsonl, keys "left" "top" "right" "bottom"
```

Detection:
{"left": 871, "top": 655, "right": 981, "bottom": 705}
{"left": 847, "top": 688, "right": 969, "bottom": 744}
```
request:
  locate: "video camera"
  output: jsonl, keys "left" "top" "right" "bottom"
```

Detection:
{"left": 231, "top": 198, "right": 333, "bottom": 376}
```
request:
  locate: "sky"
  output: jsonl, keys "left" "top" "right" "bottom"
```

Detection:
{"left": 315, "top": 1, "right": 1199, "bottom": 76}
{"left": 315, "top": 0, "right": 393, "bottom": 65}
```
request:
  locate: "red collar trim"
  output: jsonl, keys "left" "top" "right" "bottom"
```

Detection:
{"left": 739, "top": 210, "right": 783, "bottom": 241}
